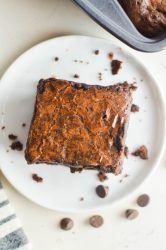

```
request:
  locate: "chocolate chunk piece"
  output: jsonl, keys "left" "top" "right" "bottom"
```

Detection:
{"left": 131, "top": 104, "right": 140, "bottom": 113}
{"left": 32, "top": 173, "right": 43, "bottom": 183}
{"left": 60, "top": 218, "right": 74, "bottom": 231}
{"left": 111, "top": 60, "right": 122, "bottom": 75}
{"left": 124, "top": 146, "right": 129, "bottom": 158}
{"left": 132, "top": 145, "right": 148, "bottom": 159}
{"left": 94, "top": 50, "right": 99, "bottom": 55}
{"left": 10, "top": 141, "right": 23, "bottom": 151}
{"left": 97, "top": 172, "right": 108, "bottom": 182}
{"left": 89, "top": 215, "right": 104, "bottom": 228}
{"left": 137, "top": 194, "right": 150, "bottom": 207}
{"left": 125, "top": 209, "right": 139, "bottom": 220}
{"left": 96, "top": 185, "right": 109, "bottom": 198}
{"left": 25, "top": 78, "right": 136, "bottom": 175}
{"left": 8, "top": 134, "right": 17, "bottom": 140}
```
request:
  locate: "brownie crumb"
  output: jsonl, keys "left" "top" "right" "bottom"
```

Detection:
{"left": 96, "top": 185, "right": 109, "bottom": 198}
{"left": 130, "top": 84, "right": 137, "bottom": 91}
{"left": 124, "top": 173, "right": 130, "bottom": 178}
{"left": 131, "top": 104, "right": 140, "bottom": 113}
{"left": 124, "top": 146, "right": 129, "bottom": 158}
{"left": 32, "top": 173, "right": 43, "bottom": 183}
{"left": 137, "top": 194, "right": 150, "bottom": 207}
{"left": 60, "top": 218, "right": 74, "bottom": 231}
{"left": 8, "top": 134, "right": 17, "bottom": 140}
{"left": 108, "top": 52, "right": 114, "bottom": 60}
{"left": 132, "top": 145, "right": 148, "bottom": 160}
{"left": 22, "top": 123, "right": 26, "bottom": 127}
{"left": 111, "top": 60, "right": 122, "bottom": 75}
{"left": 98, "top": 72, "right": 103, "bottom": 81}
{"left": 10, "top": 141, "right": 23, "bottom": 151}
{"left": 1, "top": 126, "right": 5, "bottom": 130}
{"left": 80, "top": 197, "right": 84, "bottom": 201}
{"left": 94, "top": 50, "right": 99, "bottom": 55}
{"left": 80, "top": 60, "right": 83, "bottom": 63}
{"left": 74, "top": 74, "right": 80, "bottom": 79}
{"left": 55, "top": 57, "right": 59, "bottom": 61}
{"left": 89, "top": 215, "right": 104, "bottom": 228}
{"left": 125, "top": 209, "right": 139, "bottom": 220}
{"left": 97, "top": 172, "right": 108, "bottom": 182}
{"left": 74, "top": 59, "right": 78, "bottom": 62}
{"left": 119, "top": 179, "right": 123, "bottom": 183}
{"left": 6, "top": 150, "right": 9, "bottom": 153}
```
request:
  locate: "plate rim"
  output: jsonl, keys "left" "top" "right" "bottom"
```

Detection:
{"left": 0, "top": 35, "right": 165, "bottom": 213}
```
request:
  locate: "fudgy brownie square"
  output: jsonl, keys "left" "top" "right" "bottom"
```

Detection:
{"left": 25, "top": 78, "right": 136, "bottom": 175}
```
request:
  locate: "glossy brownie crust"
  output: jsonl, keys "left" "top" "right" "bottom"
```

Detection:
{"left": 119, "top": 0, "right": 166, "bottom": 37}
{"left": 25, "top": 78, "right": 136, "bottom": 175}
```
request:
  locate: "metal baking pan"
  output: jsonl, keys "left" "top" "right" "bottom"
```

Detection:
{"left": 73, "top": 0, "right": 166, "bottom": 52}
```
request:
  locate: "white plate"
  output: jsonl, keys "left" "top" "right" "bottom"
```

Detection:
{"left": 0, "top": 36, "right": 165, "bottom": 212}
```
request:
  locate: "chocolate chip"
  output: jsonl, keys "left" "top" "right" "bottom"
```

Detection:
{"left": 125, "top": 209, "right": 139, "bottom": 220}
{"left": 89, "top": 215, "right": 104, "bottom": 228}
{"left": 32, "top": 173, "right": 43, "bottom": 183}
{"left": 1, "top": 126, "right": 5, "bottom": 130}
{"left": 137, "top": 194, "right": 150, "bottom": 207}
{"left": 131, "top": 104, "right": 140, "bottom": 113}
{"left": 10, "top": 141, "right": 23, "bottom": 151}
{"left": 60, "top": 218, "right": 74, "bottom": 231}
{"left": 124, "top": 146, "right": 129, "bottom": 158}
{"left": 55, "top": 57, "right": 59, "bottom": 61}
{"left": 111, "top": 60, "right": 122, "bottom": 75}
{"left": 74, "top": 74, "right": 79, "bottom": 79}
{"left": 22, "top": 123, "right": 26, "bottom": 127}
{"left": 94, "top": 50, "right": 99, "bottom": 55}
{"left": 97, "top": 172, "right": 108, "bottom": 182}
{"left": 8, "top": 134, "right": 17, "bottom": 140}
{"left": 132, "top": 145, "right": 148, "bottom": 160}
{"left": 96, "top": 185, "right": 109, "bottom": 198}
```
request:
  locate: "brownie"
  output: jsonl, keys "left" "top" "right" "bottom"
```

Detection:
{"left": 25, "top": 78, "right": 136, "bottom": 175}
{"left": 119, "top": 0, "right": 166, "bottom": 37}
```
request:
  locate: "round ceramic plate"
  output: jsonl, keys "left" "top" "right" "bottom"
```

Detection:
{"left": 0, "top": 36, "right": 165, "bottom": 212}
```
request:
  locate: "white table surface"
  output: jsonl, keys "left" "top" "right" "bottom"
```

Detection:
{"left": 0, "top": 1, "right": 166, "bottom": 249}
